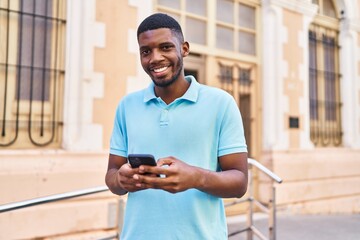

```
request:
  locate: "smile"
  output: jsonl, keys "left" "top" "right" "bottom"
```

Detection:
{"left": 152, "top": 66, "right": 168, "bottom": 73}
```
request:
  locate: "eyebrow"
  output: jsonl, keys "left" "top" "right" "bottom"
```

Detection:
{"left": 159, "top": 41, "right": 175, "bottom": 46}
{"left": 139, "top": 41, "right": 175, "bottom": 49}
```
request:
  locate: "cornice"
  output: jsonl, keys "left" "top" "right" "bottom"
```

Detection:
{"left": 262, "top": 0, "right": 318, "bottom": 18}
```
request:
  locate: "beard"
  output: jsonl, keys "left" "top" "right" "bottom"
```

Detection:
{"left": 151, "top": 57, "right": 183, "bottom": 88}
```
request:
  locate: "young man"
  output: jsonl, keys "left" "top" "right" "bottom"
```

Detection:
{"left": 105, "top": 13, "right": 248, "bottom": 239}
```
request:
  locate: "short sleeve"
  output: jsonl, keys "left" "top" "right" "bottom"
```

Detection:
{"left": 218, "top": 97, "right": 247, "bottom": 156}
{"left": 109, "top": 101, "right": 128, "bottom": 157}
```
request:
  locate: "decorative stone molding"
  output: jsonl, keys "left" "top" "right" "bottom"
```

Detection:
{"left": 127, "top": 0, "right": 153, "bottom": 93}
{"left": 339, "top": 27, "right": 360, "bottom": 148}
{"left": 261, "top": 4, "right": 284, "bottom": 150}
{"left": 62, "top": 0, "right": 106, "bottom": 151}
{"left": 262, "top": 0, "right": 318, "bottom": 17}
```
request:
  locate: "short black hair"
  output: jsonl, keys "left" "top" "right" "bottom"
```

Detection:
{"left": 137, "top": 13, "right": 184, "bottom": 42}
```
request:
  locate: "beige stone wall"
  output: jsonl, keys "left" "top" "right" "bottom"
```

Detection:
{"left": 93, "top": 0, "right": 137, "bottom": 150}
{"left": 269, "top": 149, "right": 360, "bottom": 214}
{"left": 282, "top": 9, "right": 304, "bottom": 149}
{"left": 0, "top": 152, "right": 121, "bottom": 239}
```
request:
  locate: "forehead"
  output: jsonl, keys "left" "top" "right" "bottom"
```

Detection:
{"left": 138, "top": 28, "right": 178, "bottom": 46}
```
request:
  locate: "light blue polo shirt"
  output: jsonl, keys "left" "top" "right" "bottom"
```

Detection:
{"left": 110, "top": 76, "right": 247, "bottom": 240}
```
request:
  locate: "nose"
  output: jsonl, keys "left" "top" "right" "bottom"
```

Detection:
{"left": 149, "top": 49, "right": 164, "bottom": 64}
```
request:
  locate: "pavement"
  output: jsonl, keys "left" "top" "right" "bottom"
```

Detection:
{"left": 227, "top": 213, "right": 360, "bottom": 240}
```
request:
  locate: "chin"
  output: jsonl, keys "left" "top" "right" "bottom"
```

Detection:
{"left": 153, "top": 80, "right": 171, "bottom": 87}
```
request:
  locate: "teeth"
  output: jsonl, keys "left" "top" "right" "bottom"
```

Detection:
{"left": 153, "top": 66, "right": 168, "bottom": 73}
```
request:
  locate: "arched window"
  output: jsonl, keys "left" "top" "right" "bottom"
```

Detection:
{"left": 309, "top": 0, "right": 342, "bottom": 146}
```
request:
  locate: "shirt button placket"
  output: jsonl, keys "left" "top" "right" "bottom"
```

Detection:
{"left": 160, "top": 108, "right": 169, "bottom": 126}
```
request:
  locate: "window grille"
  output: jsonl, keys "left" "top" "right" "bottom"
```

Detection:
{"left": 240, "top": 94, "right": 252, "bottom": 157}
{"left": 218, "top": 64, "right": 253, "bottom": 156}
{"left": 238, "top": 67, "right": 252, "bottom": 156}
{"left": 238, "top": 67, "right": 251, "bottom": 86}
{"left": 308, "top": 24, "right": 342, "bottom": 146}
{"left": 219, "top": 64, "right": 233, "bottom": 95}
{"left": 0, "top": 0, "right": 66, "bottom": 147}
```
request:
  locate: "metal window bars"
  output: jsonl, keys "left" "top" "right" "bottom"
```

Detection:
{"left": 308, "top": 24, "right": 342, "bottom": 147}
{"left": 0, "top": 0, "right": 66, "bottom": 147}
{"left": 0, "top": 158, "right": 282, "bottom": 240}
{"left": 226, "top": 158, "right": 283, "bottom": 240}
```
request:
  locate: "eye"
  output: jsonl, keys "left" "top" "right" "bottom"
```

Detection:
{"left": 141, "top": 49, "right": 150, "bottom": 56}
{"left": 161, "top": 45, "right": 173, "bottom": 51}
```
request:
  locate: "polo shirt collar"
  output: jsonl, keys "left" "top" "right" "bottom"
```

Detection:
{"left": 143, "top": 75, "right": 199, "bottom": 103}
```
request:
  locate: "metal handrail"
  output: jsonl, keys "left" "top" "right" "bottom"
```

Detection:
{"left": 0, "top": 185, "right": 120, "bottom": 240}
{"left": 248, "top": 158, "right": 282, "bottom": 184}
{"left": 227, "top": 157, "right": 283, "bottom": 240}
{"left": 0, "top": 186, "right": 109, "bottom": 213}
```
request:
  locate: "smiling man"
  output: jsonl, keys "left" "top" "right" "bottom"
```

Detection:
{"left": 105, "top": 13, "right": 248, "bottom": 240}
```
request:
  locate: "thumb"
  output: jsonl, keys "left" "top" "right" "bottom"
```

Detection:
{"left": 157, "top": 157, "right": 176, "bottom": 166}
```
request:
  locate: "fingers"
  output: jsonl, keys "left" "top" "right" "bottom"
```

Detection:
{"left": 157, "top": 156, "right": 176, "bottom": 166}
{"left": 118, "top": 164, "right": 148, "bottom": 192}
{"left": 120, "top": 164, "right": 165, "bottom": 190}
{"left": 133, "top": 165, "right": 175, "bottom": 190}
{"left": 133, "top": 173, "right": 165, "bottom": 189}
{"left": 137, "top": 156, "right": 176, "bottom": 176}
{"left": 133, "top": 173, "right": 184, "bottom": 194}
{"left": 123, "top": 157, "right": 182, "bottom": 192}
{"left": 118, "top": 174, "right": 140, "bottom": 192}
{"left": 138, "top": 165, "right": 168, "bottom": 176}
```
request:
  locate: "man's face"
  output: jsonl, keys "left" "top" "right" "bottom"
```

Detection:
{"left": 138, "top": 28, "right": 189, "bottom": 87}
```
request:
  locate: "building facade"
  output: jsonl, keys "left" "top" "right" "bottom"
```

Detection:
{"left": 0, "top": 0, "right": 359, "bottom": 238}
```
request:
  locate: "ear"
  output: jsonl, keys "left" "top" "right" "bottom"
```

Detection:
{"left": 181, "top": 41, "right": 190, "bottom": 57}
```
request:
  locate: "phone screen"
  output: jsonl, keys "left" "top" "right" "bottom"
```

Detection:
{"left": 128, "top": 154, "right": 156, "bottom": 168}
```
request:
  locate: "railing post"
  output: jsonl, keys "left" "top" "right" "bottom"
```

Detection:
{"left": 226, "top": 158, "right": 282, "bottom": 239}
{"left": 246, "top": 165, "right": 253, "bottom": 240}
{"left": 117, "top": 198, "right": 125, "bottom": 239}
{"left": 269, "top": 185, "right": 276, "bottom": 240}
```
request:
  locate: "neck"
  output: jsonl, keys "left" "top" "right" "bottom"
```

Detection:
{"left": 154, "top": 76, "right": 190, "bottom": 104}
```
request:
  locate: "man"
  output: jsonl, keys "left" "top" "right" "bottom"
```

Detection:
{"left": 105, "top": 13, "right": 248, "bottom": 239}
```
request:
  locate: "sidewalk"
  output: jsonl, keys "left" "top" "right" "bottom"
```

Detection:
{"left": 227, "top": 213, "right": 360, "bottom": 240}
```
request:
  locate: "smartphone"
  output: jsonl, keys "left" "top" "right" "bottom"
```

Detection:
{"left": 128, "top": 154, "right": 157, "bottom": 168}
